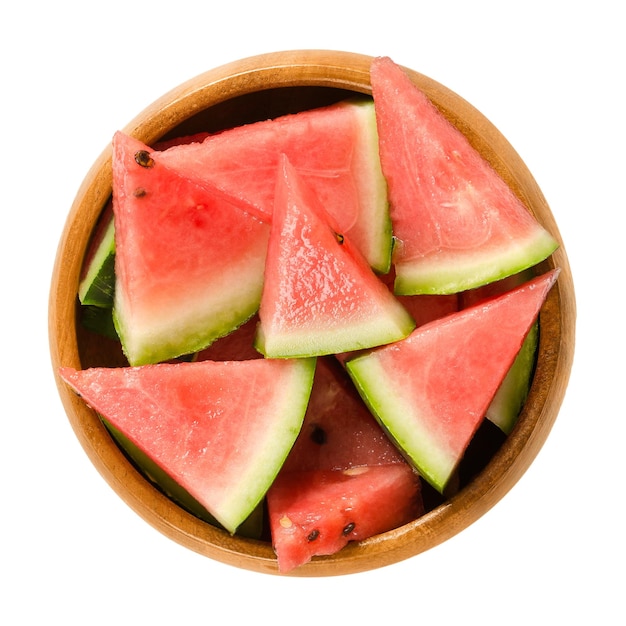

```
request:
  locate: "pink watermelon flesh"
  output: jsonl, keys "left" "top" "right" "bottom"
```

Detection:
{"left": 268, "top": 465, "right": 422, "bottom": 573}
{"left": 111, "top": 131, "right": 270, "bottom": 366}
{"left": 268, "top": 357, "right": 422, "bottom": 571}
{"left": 78, "top": 132, "right": 213, "bottom": 312}
{"left": 460, "top": 269, "right": 539, "bottom": 434}
{"left": 155, "top": 98, "right": 392, "bottom": 273}
{"left": 346, "top": 268, "right": 560, "bottom": 493}
{"left": 255, "top": 155, "right": 415, "bottom": 358}
{"left": 59, "top": 357, "right": 315, "bottom": 534}
{"left": 369, "top": 56, "right": 559, "bottom": 295}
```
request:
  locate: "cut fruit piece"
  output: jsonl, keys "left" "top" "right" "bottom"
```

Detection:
{"left": 59, "top": 357, "right": 316, "bottom": 534}
{"left": 369, "top": 56, "right": 559, "bottom": 295}
{"left": 78, "top": 134, "right": 210, "bottom": 310}
{"left": 111, "top": 131, "right": 270, "bottom": 366}
{"left": 255, "top": 156, "right": 415, "bottom": 358}
{"left": 461, "top": 270, "right": 539, "bottom": 434}
{"left": 267, "top": 465, "right": 422, "bottom": 573}
{"left": 78, "top": 200, "right": 116, "bottom": 307}
{"left": 156, "top": 97, "right": 392, "bottom": 273}
{"left": 346, "top": 269, "right": 559, "bottom": 493}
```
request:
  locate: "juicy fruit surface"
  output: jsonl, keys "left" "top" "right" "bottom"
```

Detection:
{"left": 346, "top": 269, "right": 559, "bottom": 492}
{"left": 59, "top": 358, "right": 315, "bottom": 534}
{"left": 78, "top": 201, "right": 116, "bottom": 307}
{"left": 267, "top": 465, "right": 422, "bottom": 573}
{"left": 157, "top": 98, "right": 392, "bottom": 273}
{"left": 460, "top": 270, "right": 539, "bottom": 434}
{"left": 370, "top": 56, "right": 559, "bottom": 294}
{"left": 255, "top": 156, "right": 415, "bottom": 358}
{"left": 112, "top": 131, "right": 270, "bottom": 365}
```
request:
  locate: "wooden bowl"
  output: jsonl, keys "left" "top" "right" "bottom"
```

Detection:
{"left": 49, "top": 50, "right": 576, "bottom": 576}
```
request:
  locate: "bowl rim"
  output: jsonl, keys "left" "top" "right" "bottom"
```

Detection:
{"left": 48, "top": 49, "right": 576, "bottom": 577}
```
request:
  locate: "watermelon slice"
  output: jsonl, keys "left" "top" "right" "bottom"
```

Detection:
{"left": 268, "top": 465, "right": 421, "bottom": 573}
{"left": 369, "top": 56, "right": 559, "bottom": 295}
{"left": 460, "top": 270, "right": 539, "bottom": 434}
{"left": 59, "top": 357, "right": 316, "bottom": 534}
{"left": 111, "top": 131, "right": 270, "bottom": 366}
{"left": 156, "top": 97, "right": 392, "bottom": 273}
{"left": 346, "top": 268, "right": 559, "bottom": 493}
{"left": 267, "top": 357, "right": 422, "bottom": 572}
{"left": 78, "top": 200, "right": 116, "bottom": 307}
{"left": 255, "top": 156, "right": 415, "bottom": 358}
{"left": 78, "top": 133, "right": 212, "bottom": 311}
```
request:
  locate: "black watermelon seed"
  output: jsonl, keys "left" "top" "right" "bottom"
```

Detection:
{"left": 310, "top": 425, "right": 327, "bottom": 445}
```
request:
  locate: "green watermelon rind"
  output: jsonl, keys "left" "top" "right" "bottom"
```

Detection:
{"left": 255, "top": 308, "right": 416, "bottom": 359}
{"left": 112, "top": 239, "right": 267, "bottom": 367}
{"left": 394, "top": 229, "right": 559, "bottom": 295}
{"left": 78, "top": 215, "right": 116, "bottom": 307}
{"left": 214, "top": 357, "right": 317, "bottom": 532}
{"left": 345, "top": 355, "right": 454, "bottom": 492}
{"left": 487, "top": 321, "right": 538, "bottom": 434}
{"left": 349, "top": 99, "right": 393, "bottom": 274}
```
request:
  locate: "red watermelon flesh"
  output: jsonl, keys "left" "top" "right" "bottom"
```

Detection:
{"left": 255, "top": 155, "right": 415, "bottom": 358}
{"left": 155, "top": 98, "right": 392, "bottom": 273}
{"left": 58, "top": 357, "right": 316, "bottom": 534}
{"left": 460, "top": 269, "right": 539, "bottom": 434}
{"left": 346, "top": 268, "right": 559, "bottom": 493}
{"left": 267, "top": 357, "right": 422, "bottom": 572}
{"left": 268, "top": 465, "right": 422, "bottom": 573}
{"left": 111, "top": 131, "right": 270, "bottom": 366}
{"left": 370, "top": 56, "right": 559, "bottom": 295}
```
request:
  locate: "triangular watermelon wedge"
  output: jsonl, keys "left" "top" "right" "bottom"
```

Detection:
{"left": 254, "top": 155, "right": 415, "bottom": 358}
{"left": 156, "top": 98, "right": 392, "bottom": 273}
{"left": 111, "top": 131, "right": 270, "bottom": 366}
{"left": 268, "top": 465, "right": 422, "bottom": 573}
{"left": 370, "top": 56, "right": 559, "bottom": 295}
{"left": 460, "top": 270, "right": 539, "bottom": 434}
{"left": 346, "top": 268, "right": 560, "bottom": 493}
{"left": 59, "top": 357, "right": 316, "bottom": 534}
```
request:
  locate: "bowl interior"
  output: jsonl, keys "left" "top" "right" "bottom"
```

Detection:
{"left": 49, "top": 50, "right": 575, "bottom": 577}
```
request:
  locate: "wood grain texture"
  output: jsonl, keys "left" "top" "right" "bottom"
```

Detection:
{"left": 48, "top": 50, "right": 576, "bottom": 577}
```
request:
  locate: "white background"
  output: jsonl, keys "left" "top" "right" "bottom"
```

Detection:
{"left": 2, "top": 1, "right": 623, "bottom": 623}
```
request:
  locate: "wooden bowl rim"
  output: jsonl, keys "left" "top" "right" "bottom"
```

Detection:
{"left": 48, "top": 49, "right": 576, "bottom": 577}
